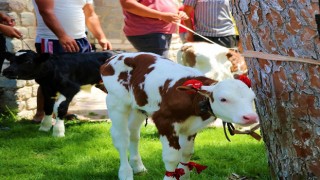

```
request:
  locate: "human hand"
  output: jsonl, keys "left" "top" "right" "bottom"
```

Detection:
{"left": 0, "top": 24, "right": 22, "bottom": 39}
{"left": 159, "top": 12, "right": 182, "bottom": 23}
{"left": 178, "top": 11, "right": 189, "bottom": 21}
{"left": 59, "top": 35, "right": 80, "bottom": 52}
{"left": 98, "top": 38, "right": 112, "bottom": 50}
{"left": 0, "top": 14, "right": 15, "bottom": 26}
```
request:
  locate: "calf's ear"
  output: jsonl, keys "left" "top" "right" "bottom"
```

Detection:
{"left": 176, "top": 79, "right": 203, "bottom": 94}
{"left": 35, "top": 53, "right": 51, "bottom": 63}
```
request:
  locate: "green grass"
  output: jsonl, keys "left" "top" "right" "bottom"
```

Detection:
{"left": 0, "top": 115, "right": 270, "bottom": 180}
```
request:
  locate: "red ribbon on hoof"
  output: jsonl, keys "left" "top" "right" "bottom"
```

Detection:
{"left": 180, "top": 162, "right": 208, "bottom": 174}
{"left": 237, "top": 75, "right": 251, "bottom": 88}
{"left": 165, "top": 168, "right": 185, "bottom": 180}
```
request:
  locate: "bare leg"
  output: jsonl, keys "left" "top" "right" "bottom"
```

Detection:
{"left": 33, "top": 86, "right": 45, "bottom": 123}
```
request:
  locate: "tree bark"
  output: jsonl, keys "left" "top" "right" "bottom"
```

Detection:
{"left": 231, "top": 0, "right": 320, "bottom": 179}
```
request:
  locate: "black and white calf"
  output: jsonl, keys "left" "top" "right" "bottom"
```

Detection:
{"left": 2, "top": 50, "right": 117, "bottom": 137}
{"left": 100, "top": 52, "right": 259, "bottom": 180}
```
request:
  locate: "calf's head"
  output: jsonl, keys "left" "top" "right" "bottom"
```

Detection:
{"left": 2, "top": 50, "right": 50, "bottom": 80}
{"left": 178, "top": 78, "right": 258, "bottom": 126}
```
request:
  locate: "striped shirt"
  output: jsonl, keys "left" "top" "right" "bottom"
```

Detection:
{"left": 183, "top": 0, "right": 235, "bottom": 37}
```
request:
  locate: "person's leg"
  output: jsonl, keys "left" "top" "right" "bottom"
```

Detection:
{"left": 32, "top": 43, "right": 45, "bottom": 123}
{"left": 0, "top": 34, "right": 6, "bottom": 72}
{"left": 126, "top": 33, "right": 172, "bottom": 58}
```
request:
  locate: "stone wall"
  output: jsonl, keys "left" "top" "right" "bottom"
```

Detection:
{"left": 0, "top": 0, "right": 38, "bottom": 118}
{"left": 0, "top": 0, "right": 183, "bottom": 119}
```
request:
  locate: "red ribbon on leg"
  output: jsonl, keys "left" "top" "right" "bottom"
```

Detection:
{"left": 180, "top": 162, "right": 208, "bottom": 174}
{"left": 165, "top": 168, "right": 185, "bottom": 180}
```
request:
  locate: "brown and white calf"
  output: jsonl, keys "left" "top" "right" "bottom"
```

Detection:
{"left": 177, "top": 42, "right": 247, "bottom": 81}
{"left": 100, "top": 52, "right": 259, "bottom": 180}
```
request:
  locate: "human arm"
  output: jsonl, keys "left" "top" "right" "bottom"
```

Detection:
{"left": 183, "top": 5, "right": 195, "bottom": 42}
{"left": 0, "top": 12, "right": 15, "bottom": 26}
{"left": 83, "top": 3, "right": 112, "bottom": 50}
{"left": 119, "top": 0, "right": 184, "bottom": 23}
{"left": 0, "top": 24, "right": 22, "bottom": 38}
{"left": 0, "top": 12, "right": 22, "bottom": 38}
{"left": 34, "top": 0, "right": 79, "bottom": 52}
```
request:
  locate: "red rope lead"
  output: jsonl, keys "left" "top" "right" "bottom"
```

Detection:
{"left": 180, "top": 162, "right": 208, "bottom": 174}
{"left": 165, "top": 168, "right": 185, "bottom": 180}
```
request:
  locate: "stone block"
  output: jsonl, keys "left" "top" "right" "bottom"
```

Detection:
{"left": 0, "top": 2, "right": 9, "bottom": 11}
{"left": 16, "top": 80, "right": 26, "bottom": 88}
{"left": 32, "top": 85, "right": 39, "bottom": 97}
{"left": 26, "top": 80, "right": 36, "bottom": 86}
{"left": 26, "top": 96, "right": 37, "bottom": 110}
{"left": 6, "top": 38, "right": 23, "bottom": 52}
{"left": 18, "top": 110, "right": 34, "bottom": 119}
{"left": 28, "top": 26, "right": 36, "bottom": 39}
{"left": 16, "top": 86, "right": 32, "bottom": 100}
{"left": 16, "top": 27, "right": 28, "bottom": 37}
{"left": 26, "top": 0, "right": 34, "bottom": 11}
{"left": 8, "top": 0, "right": 27, "bottom": 12}
{"left": 21, "top": 11, "right": 35, "bottom": 26}
{"left": 17, "top": 100, "right": 26, "bottom": 111}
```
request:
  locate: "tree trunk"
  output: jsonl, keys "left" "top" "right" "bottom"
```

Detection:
{"left": 231, "top": 0, "right": 320, "bottom": 179}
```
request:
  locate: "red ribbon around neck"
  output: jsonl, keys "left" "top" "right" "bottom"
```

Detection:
{"left": 165, "top": 168, "right": 185, "bottom": 180}
{"left": 180, "top": 161, "right": 208, "bottom": 174}
{"left": 237, "top": 75, "right": 251, "bottom": 88}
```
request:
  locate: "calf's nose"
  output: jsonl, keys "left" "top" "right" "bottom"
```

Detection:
{"left": 242, "top": 113, "right": 258, "bottom": 124}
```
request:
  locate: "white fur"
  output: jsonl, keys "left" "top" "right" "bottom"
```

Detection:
{"left": 177, "top": 42, "right": 233, "bottom": 81}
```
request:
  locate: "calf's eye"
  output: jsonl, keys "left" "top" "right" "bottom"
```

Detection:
{"left": 220, "top": 98, "right": 227, "bottom": 102}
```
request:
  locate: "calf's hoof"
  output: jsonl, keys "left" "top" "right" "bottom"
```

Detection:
{"left": 52, "top": 120, "right": 65, "bottom": 137}
{"left": 119, "top": 166, "right": 134, "bottom": 180}
{"left": 130, "top": 160, "right": 147, "bottom": 174}
{"left": 39, "top": 120, "right": 53, "bottom": 132}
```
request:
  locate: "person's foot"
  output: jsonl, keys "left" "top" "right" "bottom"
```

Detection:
{"left": 32, "top": 112, "right": 45, "bottom": 124}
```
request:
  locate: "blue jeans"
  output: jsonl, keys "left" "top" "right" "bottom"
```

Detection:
{"left": 194, "top": 35, "right": 237, "bottom": 48}
{"left": 35, "top": 37, "right": 92, "bottom": 54}
{"left": 126, "top": 33, "right": 172, "bottom": 58}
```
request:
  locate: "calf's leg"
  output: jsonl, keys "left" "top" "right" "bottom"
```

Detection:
{"left": 52, "top": 85, "right": 80, "bottom": 137}
{"left": 128, "top": 110, "right": 147, "bottom": 174}
{"left": 160, "top": 134, "right": 182, "bottom": 180}
{"left": 107, "top": 95, "right": 133, "bottom": 180}
{"left": 52, "top": 94, "right": 67, "bottom": 137}
{"left": 39, "top": 89, "right": 55, "bottom": 132}
{"left": 177, "top": 135, "right": 196, "bottom": 180}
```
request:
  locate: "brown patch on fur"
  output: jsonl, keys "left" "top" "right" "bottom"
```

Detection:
{"left": 117, "top": 55, "right": 124, "bottom": 61}
{"left": 181, "top": 45, "right": 196, "bottom": 67}
{"left": 153, "top": 76, "right": 215, "bottom": 149}
{"left": 100, "top": 61, "right": 115, "bottom": 76}
{"left": 226, "top": 49, "right": 247, "bottom": 73}
{"left": 118, "top": 71, "right": 130, "bottom": 91}
{"left": 123, "top": 54, "right": 157, "bottom": 107}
